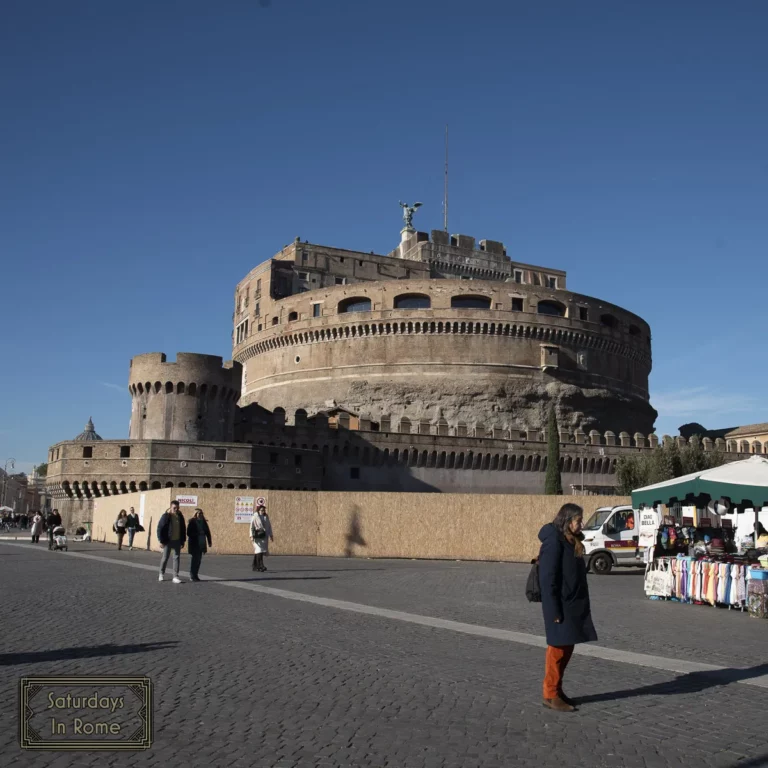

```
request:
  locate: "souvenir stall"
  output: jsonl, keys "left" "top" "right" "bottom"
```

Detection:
{"left": 633, "top": 456, "right": 768, "bottom": 619}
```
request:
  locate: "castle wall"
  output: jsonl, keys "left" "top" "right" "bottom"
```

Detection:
{"left": 128, "top": 352, "right": 242, "bottom": 442}
{"left": 235, "top": 278, "right": 654, "bottom": 434}
{"left": 91, "top": 488, "right": 631, "bottom": 563}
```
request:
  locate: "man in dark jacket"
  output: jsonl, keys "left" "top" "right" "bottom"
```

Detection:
{"left": 186, "top": 509, "right": 212, "bottom": 582}
{"left": 538, "top": 504, "right": 597, "bottom": 712}
{"left": 46, "top": 509, "right": 62, "bottom": 550}
{"left": 157, "top": 501, "right": 186, "bottom": 583}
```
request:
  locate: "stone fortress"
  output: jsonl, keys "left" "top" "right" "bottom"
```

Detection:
{"left": 45, "top": 211, "right": 753, "bottom": 530}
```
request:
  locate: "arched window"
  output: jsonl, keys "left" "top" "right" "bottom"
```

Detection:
{"left": 451, "top": 295, "right": 491, "bottom": 309}
{"left": 601, "top": 314, "right": 618, "bottom": 329}
{"left": 272, "top": 316, "right": 279, "bottom": 326}
{"left": 338, "top": 297, "right": 372, "bottom": 313}
{"left": 288, "top": 311, "right": 298, "bottom": 321}
{"left": 537, "top": 300, "right": 566, "bottom": 317}
{"left": 628, "top": 324, "right": 641, "bottom": 336}
{"left": 394, "top": 293, "right": 431, "bottom": 309}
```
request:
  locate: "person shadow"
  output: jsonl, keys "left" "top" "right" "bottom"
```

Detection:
{"left": 343, "top": 507, "right": 366, "bottom": 559}
{"left": 576, "top": 662, "right": 768, "bottom": 705}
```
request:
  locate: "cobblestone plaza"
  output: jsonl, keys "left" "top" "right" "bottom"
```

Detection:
{"left": 2, "top": 542, "right": 767, "bottom": 768}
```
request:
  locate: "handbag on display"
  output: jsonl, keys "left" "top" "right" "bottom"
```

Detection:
{"left": 645, "top": 559, "right": 672, "bottom": 597}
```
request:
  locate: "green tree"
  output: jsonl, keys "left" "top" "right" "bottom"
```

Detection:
{"left": 33, "top": 463, "right": 48, "bottom": 478}
{"left": 615, "top": 438, "right": 728, "bottom": 494}
{"left": 544, "top": 407, "right": 563, "bottom": 495}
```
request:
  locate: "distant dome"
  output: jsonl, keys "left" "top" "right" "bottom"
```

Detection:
{"left": 73, "top": 417, "right": 103, "bottom": 442}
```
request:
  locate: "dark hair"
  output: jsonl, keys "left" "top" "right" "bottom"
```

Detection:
{"left": 756, "top": 522, "right": 767, "bottom": 537}
{"left": 552, "top": 503, "right": 584, "bottom": 536}
{"left": 256, "top": 505, "right": 266, "bottom": 513}
{"left": 170, "top": 500, "right": 179, "bottom": 508}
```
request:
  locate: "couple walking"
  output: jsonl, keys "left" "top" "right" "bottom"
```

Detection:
{"left": 157, "top": 501, "right": 212, "bottom": 583}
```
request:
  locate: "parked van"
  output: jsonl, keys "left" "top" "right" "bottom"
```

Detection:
{"left": 582, "top": 505, "right": 644, "bottom": 574}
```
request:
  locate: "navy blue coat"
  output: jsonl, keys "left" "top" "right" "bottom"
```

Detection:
{"left": 538, "top": 523, "right": 598, "bottom": 647}
{"left": 156, "top": 511, "right": 186, "bottom": 548}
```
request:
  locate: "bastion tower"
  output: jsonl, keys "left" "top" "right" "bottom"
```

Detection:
{"left": 231, "top": 220, "right": 656, "bottom": 436}
{"left": 128, "top": 352, "right": 242, "bottom": 442}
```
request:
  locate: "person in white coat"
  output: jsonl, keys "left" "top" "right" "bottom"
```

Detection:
{"left": 250, "top": 505, "right": 274, "bottom": 572}
{"left": 30, "top": 512, "right": 43, "bottom": 544}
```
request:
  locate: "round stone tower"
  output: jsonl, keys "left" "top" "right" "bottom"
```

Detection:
{"left": 128, "top": 352, "right": 242, "bottom": 442}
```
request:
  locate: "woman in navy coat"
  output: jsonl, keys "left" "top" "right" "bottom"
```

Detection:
{"left": 538, "top": 503, "right": 598, "bottom": 712}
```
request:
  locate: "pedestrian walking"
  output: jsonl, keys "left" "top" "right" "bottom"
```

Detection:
{"left": 114, "top": 510, "right": 128, "bottom": 550}
{"left": 250, "top": 505, "right": 273, "bottom": 572}
{"left": 186, "top": 509, "right": 212, "bottom": 582}
{"left": 126, "top": 506, "right": 140, "bottom": 550}
{"left": 537, "top": 502, "right": 597, "bottom": 713}
{"left": 30, "top": 512, "right": 43, "bottom": 543}
{"left": 157, "top": 501, "right": 186, "bottom": 583}
{"left": 46, "top": 509, "right": 62, "bottom": 550}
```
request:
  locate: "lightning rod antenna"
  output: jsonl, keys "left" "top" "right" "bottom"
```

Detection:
{"left": 443, "top": 124, "right": 449, "bottom": 232}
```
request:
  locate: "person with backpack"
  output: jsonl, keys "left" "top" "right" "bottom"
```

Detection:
{"left": 537, "top": 503, "right": 597, "bottom": 713}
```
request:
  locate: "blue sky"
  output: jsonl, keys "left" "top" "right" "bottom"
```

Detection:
{"left": 1, "top": 0, "right": 767, "bottom": 473}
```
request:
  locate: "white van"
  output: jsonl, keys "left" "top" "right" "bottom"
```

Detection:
{"left": 582, "top": 505, "right": 644, "bottom": 574}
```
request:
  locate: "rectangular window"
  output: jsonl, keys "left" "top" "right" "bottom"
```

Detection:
{"left": 82, "top": 447, "right": 93, "bottom": 459}
{"left": 359, "top": 260, "right": 363, "bottom": 267}
{"left": 244, "top": 289, "right": 249, "bottom": 307}
{"left": 302, "top": 251, "right": 308, "bottom": 262}
{"left": 339, "top": 257, "right": 345, "bottom": 263}
{"left": 514, "top": 270, "right": 523, "bottom": 283}
{"left": 546, "top": 276, "right": 558, "bottom": 289}
{"left": 256, "top": 279, "right": 261, "bottom": 296}
{"left": 335, "top": 277, "right": 344, "bottom": 285}
{"left": 298, "top": 272, "right": 309, "bottom": 280}
{"left": 312, "top": 303, "right": 321, "bottom": 318}
{"left": 511, "top": 298, "right": 524, "bottom": 311}
{"left": 294, "top": 454, "right": 302, "bottom": 467}
{"left": 215, "top": 448, "right": 227, "bottom": 461}
{"left": 254, "top": 302, "right": 260, "bottom": 317}
{"left": 579, "top": 306, "right": 589, "bottom": 321}
{"left": 350, "top": 467, "right": 360, "bottom": 480}
{"left": 120, "top": 446, "right": 131, "bottom": 458}
{"left": 269, "top": 452, "right": 278, "bottom": 465}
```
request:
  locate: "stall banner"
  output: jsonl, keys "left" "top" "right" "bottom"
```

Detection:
{"left": 699, "top": 518, "right": 712, "bottom": 527}
{"left": 176, "top": 495, "right": 198, "bottom": 507}
{"left": 235, "top": 496, "right": 255, "bottom": 524}
{"left": 682, "top": 517, "right": 694, "bottom": 525}
{"left": 638, "top": 507, "right": 661, "bottom": 549}
{"left": 722, "top": 519, "right": 733, "bottom": 529}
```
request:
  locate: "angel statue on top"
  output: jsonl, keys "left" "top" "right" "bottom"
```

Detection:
{"left": 399, "top": 201, "right": 422, "bottom": 230}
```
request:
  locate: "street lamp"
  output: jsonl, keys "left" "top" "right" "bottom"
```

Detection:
{"left": 2, "top": 458, "right": 16, "bottom": 509}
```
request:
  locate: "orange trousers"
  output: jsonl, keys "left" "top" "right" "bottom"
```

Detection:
{"left": 543, "top": 644, "right": 574, "bottom": 699}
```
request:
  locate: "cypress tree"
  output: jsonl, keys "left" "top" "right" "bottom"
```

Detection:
{"left": 544, "top": 407, "right": 563, "bottom": 495}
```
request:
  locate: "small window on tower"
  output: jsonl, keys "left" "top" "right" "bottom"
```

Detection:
{"left": 82, "top": 447, "right": 93, "bottom": 459}
{"left": 579, "top": 306, "right": 589, "bottom": 321}
{"left": 215, "top": 448, "right": 227, "bottom": 461}
{"left": 511, "top": 298, "right": 524, "bottom": 312}
{"left": 120, "top": 446, "right": 131, "bottom": 458}
{"left": 269, "top": 452, "right": 278, "bottom": 465}
{"left": 313, "top": 304, "right": 321, "bottom": 318}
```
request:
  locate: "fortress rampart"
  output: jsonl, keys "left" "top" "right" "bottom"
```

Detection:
{"left": 233, "top": 270, "right": 655, "bottom": 435}
{"left": 128, "top": 352, "right": 242, "bottom": 442}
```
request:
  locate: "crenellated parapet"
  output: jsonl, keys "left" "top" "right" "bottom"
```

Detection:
{"left": 128, "top": 353, "right": 242, "bottom": 442}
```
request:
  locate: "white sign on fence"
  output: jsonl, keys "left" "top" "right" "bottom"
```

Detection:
{"left": 176, "top": 495, "right": 198, "bottom": 507}
{"left": 235, "top": 496, "right": 255, "bottom": 524}
{"left": 139, "top": 493, "right": 146, "bottom": 527}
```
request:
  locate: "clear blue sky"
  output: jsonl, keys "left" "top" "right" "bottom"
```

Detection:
{"left": 1, "top": 0, "right": 767, "bottom": 473}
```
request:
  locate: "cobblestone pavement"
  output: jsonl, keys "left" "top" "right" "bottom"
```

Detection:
{"left": 2, "top": 541, "right": 767, "bottom": 768}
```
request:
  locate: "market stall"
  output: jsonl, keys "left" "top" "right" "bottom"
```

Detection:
{"left": 632, "top": 456, "right": 768, "bottom": 618}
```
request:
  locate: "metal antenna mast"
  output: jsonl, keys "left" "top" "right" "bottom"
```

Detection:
{"left": 443, "top": 124, "right": 449, "bottom": 232}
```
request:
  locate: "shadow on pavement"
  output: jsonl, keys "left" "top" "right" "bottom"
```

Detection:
{"left": 723, "top": 753, "right": 768, "bottom": 768}
{"left": 211, "top": 576, "right": 333, "bottom": 583}
{"left": 577, "top": 663, "right": 768, "bottom": 704}
{"left": 0, "top": 641, "right": 179, "bottom": 667}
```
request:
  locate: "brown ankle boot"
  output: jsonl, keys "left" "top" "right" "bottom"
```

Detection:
{"left": 542, "top": 696, "right": 575, "bottom": 712}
